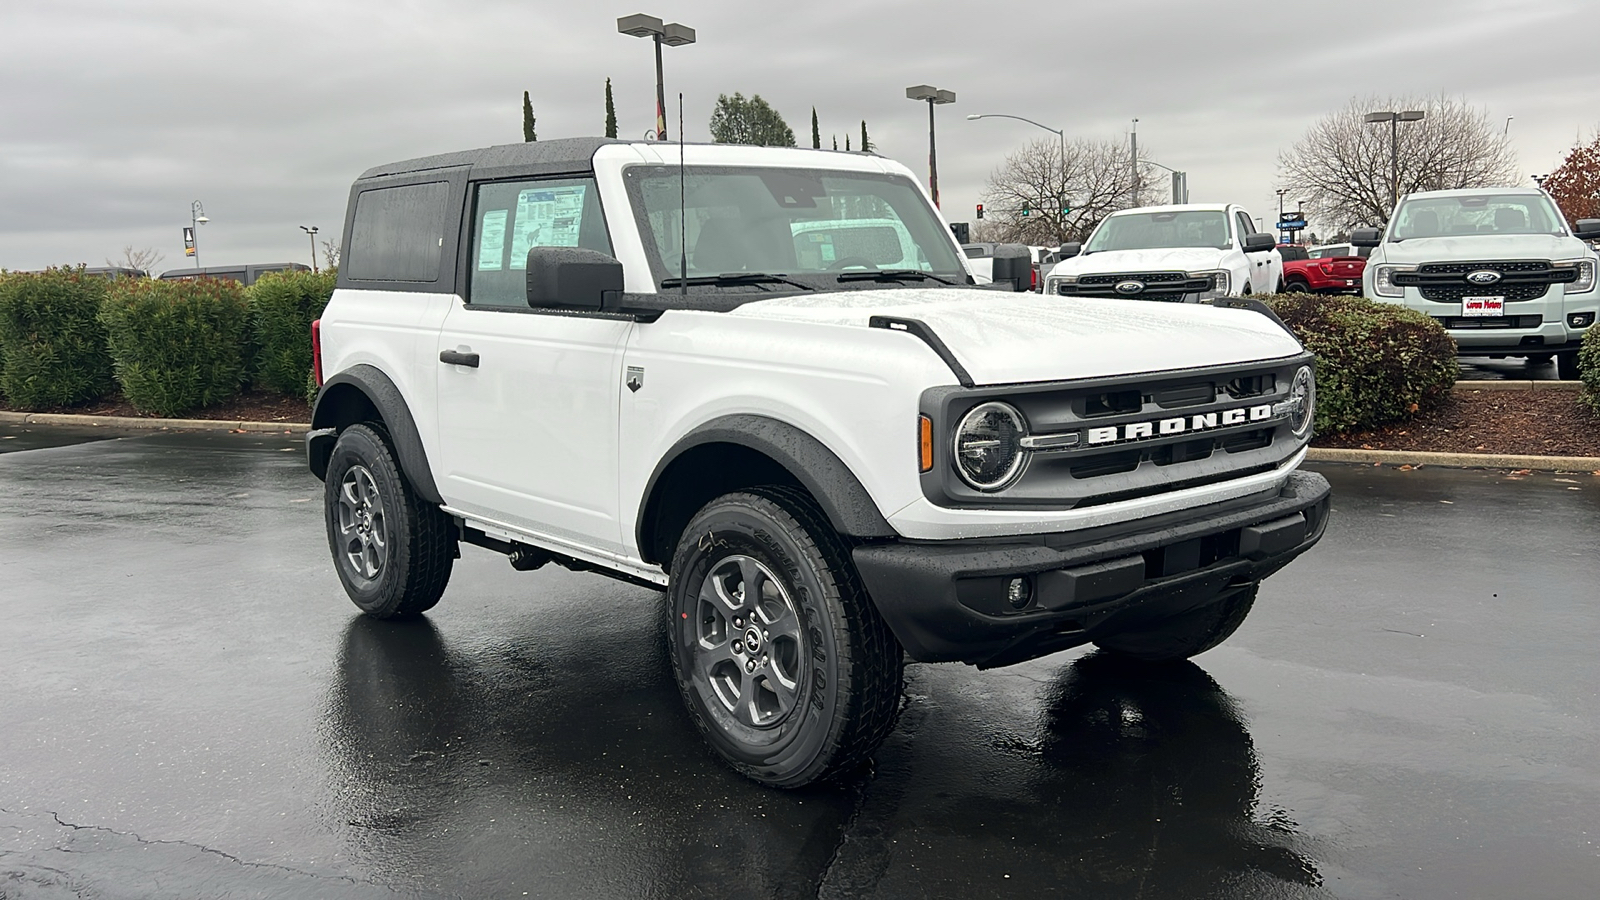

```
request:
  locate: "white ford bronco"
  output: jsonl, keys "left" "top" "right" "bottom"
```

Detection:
{"left": 1044, "top": 203, "right": 1284, "bottom": 302}
{"left": 307, "top": 138, "right": 1330, "bottom": 787}
{"left": 1353, "top": 187, "right": 1600, "bottom": 379}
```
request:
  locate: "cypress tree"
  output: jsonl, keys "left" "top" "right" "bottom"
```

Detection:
{"left": 811, "top": 108, "right": 820, "bottom": 149}
{"left": 860, "top": 120, "right": 871, "bottom": 152}
{"left": 604, "top": 78, "right": 618, "bottom": 139}
{"left": 522, "top": 91, "right": 536, "bottom": 142}
{"left": 832, "top": 135, "right": 837, "bottom": 151}
{"left": 845, "top": 134, "right": 851, "bottom": 151}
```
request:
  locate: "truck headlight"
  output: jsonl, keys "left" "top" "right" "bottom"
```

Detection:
{"left": 1372, "top": 264, "right": 1414, "bottom": 299}
{"left": 1555, "top": 259, "right": 1596, "bottom": 293}
{"left": 953, "top": 401, "right": 1027, "bottom": 491}
{"left": 1048, "top": 274, "right": 1077, "bottom": 295}
{"left": 1190, "top": 270, "right": 1229, "bottom": 302}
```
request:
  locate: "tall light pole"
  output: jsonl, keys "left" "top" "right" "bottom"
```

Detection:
{"left": 1276, "top": 188, "right": 1288, "bottom": 242}
{"left": 189, "top": 200, "right": 208, "bottom": 269}
{"left": 1129, "top": 118, "right": 1139, "bottom": 207}
{"left": 906, "top": 85, "right": 955, "bottom": 207}
{"left": 617, "top": 14, "right": 696, "bottom": 141}
{"left": 967, "top": 113, "right": 1067, "bottom": 232}
{"left": 1363, "top": 109, "right": 1426, "bottom": 218}
{"left": 299, "top": 225, "right": 319, "bottom": 273}
{"left": 1144, "top": 159, "right": 1188, "bottom": 204}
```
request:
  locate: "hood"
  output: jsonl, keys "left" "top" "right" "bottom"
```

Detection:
{"left": 1051, "top": 247, "right": 1231, "bottom": 276}
{"left": 1373, "top": 233, "right": 1591, "bottom": 265}
{"left": 726, "top": 289, "right": 1303, "bottom": 385}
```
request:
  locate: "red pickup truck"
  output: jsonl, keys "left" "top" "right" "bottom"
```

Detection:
{"left": 1280, "top": 243, "right": 1367, "bottom": 294}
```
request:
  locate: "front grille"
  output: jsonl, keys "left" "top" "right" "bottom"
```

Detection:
{"left": 1059, "top": 271, "right": 1214, "bottom": 300}
{"left": 1396, "top": 260, "right": 1575, "bottom": 303}
{"left": 1432, "top": 315, "right": 1542, "bottom": 329}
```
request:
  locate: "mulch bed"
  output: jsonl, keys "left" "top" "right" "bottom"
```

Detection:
{"left": 1, "top": 390, "right": 311, "bottom": 424}
{"left": 1311, "top": 389, "right": 1600, "bottom": 457}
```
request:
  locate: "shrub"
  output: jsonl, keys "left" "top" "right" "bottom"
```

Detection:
{"left": 100, "top": 277, "right": 250, "bottom": 416}
{"left": 249, "top": 269, "right": 335, "bottom": 395}
{"left": 1580, "top": 326, "right": 1600, "bottom": 413}
{"left": 1264, "top": 292, "right": 1457, "bottom": 434}
{"left": 0, "top": 267, "right": 115, "bottom": 409}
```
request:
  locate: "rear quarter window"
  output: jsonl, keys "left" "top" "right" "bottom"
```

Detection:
{"left": 345, "top": 182, "right": 449, "bottom": 282}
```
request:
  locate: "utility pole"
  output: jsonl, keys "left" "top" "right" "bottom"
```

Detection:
{"left": 1129, "top": 118, "right": 1139, "bottom": 208}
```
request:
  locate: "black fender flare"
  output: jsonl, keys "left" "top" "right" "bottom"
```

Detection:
{"left": 636, "top": 415, "right": 895, "bottom": 562}
{"left": 308, "top": 364, "right": 442, "bottom": 505}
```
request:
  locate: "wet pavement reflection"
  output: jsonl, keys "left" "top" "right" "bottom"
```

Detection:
{"left": 1, "top": 429, "right": 1597, "bottom": 898}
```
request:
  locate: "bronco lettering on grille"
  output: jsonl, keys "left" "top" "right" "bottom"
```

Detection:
{"left": 1086, "top": 404, "right": 1274, "bottom": 445}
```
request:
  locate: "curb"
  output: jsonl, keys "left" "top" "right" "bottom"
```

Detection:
{"left": 1454, "top": 379, "right": 1582, "bottom": 392}
{"left": 0, "top": 410, "right": 309, "bottom": 434}
{"left": 1306, "top": 447, "right": 1600, "bottom": 472}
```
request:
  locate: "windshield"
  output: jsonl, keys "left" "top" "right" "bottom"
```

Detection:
{"left": 624, "top": 166, "right": 966, "bottom": 286}
{"left": 1084, "top": 210, "right": 1232, "bottom": 252}
{"left": 1390, "top": 194, "right": 1566, "bottom": 240}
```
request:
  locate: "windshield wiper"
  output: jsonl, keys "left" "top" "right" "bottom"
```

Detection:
{"left": 835, "top": 269, "right": 958, "bottom": 284}
{"left": 659, "top": 272, "right": 815, "bottom": 291}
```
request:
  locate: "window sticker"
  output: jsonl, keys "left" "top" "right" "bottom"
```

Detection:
{"left": 477, "top": 209, "right": 507, "bottom": 271}
{"left": 511, "top": 185, "right": 588, "bottom": 268}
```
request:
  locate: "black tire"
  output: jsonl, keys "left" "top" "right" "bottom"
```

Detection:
{"left": 1093, "top": 584, "right": 1258, "bottom": 662}
{"left": 1557, "top": 351, "right": 1580, "bottom": 380}
{"left": 1274, "top": 278, "right": 1286, "bottom": 294}
{"left": 666, "top": 486, "right": 903, "bottom": 788}
{"left": 324, "top": 423, "right": 453, "bottom": 619}
{"left": 1285, "top": 279, "right": 1309, "bottom": 295}
{"left": 1526, "top": 353, "right": 1554, "bottom": 366}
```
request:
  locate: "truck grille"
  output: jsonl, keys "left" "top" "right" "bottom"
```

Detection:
{"left": 1058, "top": 271, "right": 1215, "bottom": 300}
{"left": 921, "top": 356, "right": 1310, "bottom": 510}
{"left": 1432, "top": 315, "right": 1542, "bottom": 330}
{"left": 1395, "top": 260, "right": 1575, "bottom": 303}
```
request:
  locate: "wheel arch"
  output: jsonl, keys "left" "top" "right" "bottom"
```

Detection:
{"left": 308, "top": 364, "right": 442, "bottom": 505}
{"left": 636, "top": 415, "right": 895, "bottom": 570}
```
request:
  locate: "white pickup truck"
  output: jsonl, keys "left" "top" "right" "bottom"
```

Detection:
{"left": 307, "top": 138, "right": 1329, "bottom": 787}
{"left": 1045, "top": 203, "right": 1284, "bottom": 301}
{"left": 1354, "top": 187, "right": 1600, "bottom": 379}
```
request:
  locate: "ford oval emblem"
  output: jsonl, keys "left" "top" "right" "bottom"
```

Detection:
{"left": 1114, "top": 280, "right": 1146, "bottom": 295}
{"left": 1466, "top": 270, "right": 1502, "bottom": 285}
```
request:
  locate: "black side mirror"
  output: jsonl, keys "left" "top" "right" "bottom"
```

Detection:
{"left": 526, "top": 247, "right": 623, "bottom": 310}
{"left": 990, "top": 244, "right": 1033, "bottom": 292}
{"left": 1350, "top": 227, "right": 1383, "bottom": 248}
{"left": 1056, "top": 242, "right": 1082, "bottom": 260}
{"left": 1573, "top": 219, "right": 1600, "bottom": 241}
{"left": 1242, "top": 233, "right": 1277, "bottom": 253}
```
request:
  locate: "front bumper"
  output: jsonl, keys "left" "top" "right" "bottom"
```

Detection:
{"left": 853, "top": 470, "right": 1330, "bottom": 668}
{"left": 1375, "top": 287, "right": 1595, "bottom": 353}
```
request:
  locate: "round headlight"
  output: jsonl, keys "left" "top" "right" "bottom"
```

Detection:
{"left": 953, "top": 402, "right": 1027, "bottom": 491}
{"left": 1289, "top": 366, "right": 1315, "bottom": 437}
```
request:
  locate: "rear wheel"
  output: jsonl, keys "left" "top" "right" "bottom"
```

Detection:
{"left": 667, "top": 486, "right": 903, "bottom": 787}
{"left": 324, "top": 423, "right": 453, "bottom": 618}
{"left": 1093, "top": 584, "right": 1258, "bottom": 662}
{"left": 1557, "top": 351, "right": 1581, "bottom": 380}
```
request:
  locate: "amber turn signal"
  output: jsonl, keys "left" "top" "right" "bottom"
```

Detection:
{"left": 918, "top": 415, "right": 934, "bottom": 473}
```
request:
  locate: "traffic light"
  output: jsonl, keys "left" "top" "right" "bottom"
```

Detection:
{"left": 976, "top": 203, "right": 984, "bottom": 220}
{"left": 1062, "top": 204, "right": 1071, "bottom": 215}
{"left": 1021, "top": 201, "right": 1030, "bottom": 217}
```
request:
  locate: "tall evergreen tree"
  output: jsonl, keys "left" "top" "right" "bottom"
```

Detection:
{"left": 522, "top": 91, "right": 536, "bottom": 142}
{"left": 860, "top": 120, "right": 871, "bottom": 153}
{"left": 845, "top": 134, "right": 851, "bottom": 151}
{"left": 708, "top": 93, "right": 797, "bottom": 147}
{"left": 811, "top": 108, "right": 820, "bottom": 149}
{"left": 604, "top": 78, "right": 618, "bottom": 139}
{"left": 832, "top": 135, "right": 837, "bottom": 151}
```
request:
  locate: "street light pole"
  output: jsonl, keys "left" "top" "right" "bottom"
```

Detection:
{"left": 1129, "top": 118, "right": 1139, "bottom": 208}
{"left": 966, "top": 113, "right": 1068, "bottom": 228}
{"left": 190, "top": 200, "right": 208, "bottom": 269}
{"left": 299, "top": 225, "right": 319, "bottom": 273}
{"left": 1143, "top": 159, "right": 1187, "bottom": 204}
{"left": 1364, "top": 110, "right": 1426, "bottom": 218}
{"left": 618, "top": 14, "right": 696, "bottom": 141}
{"left": 906, "top": 85, "right": 955, "bottom": 207}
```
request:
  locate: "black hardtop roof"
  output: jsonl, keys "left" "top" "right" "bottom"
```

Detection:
{"left": 356, "top": 137, "right": 878, "bottom": 181}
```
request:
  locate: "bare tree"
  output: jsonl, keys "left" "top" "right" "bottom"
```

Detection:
{"left": 979, "top": 137, "right": 1166, "bottom": 246}
{"left": 1542, "top": 133, "right": 1600, "bottom": 225}
{"left": 321, "top": 240, "right": 341, "bottom": 271}
{"left": 106, "top": 245, "right": 162, "bottom": 276}
{"left": 1279, "top": 94, "right": 1519, "bottom": 230}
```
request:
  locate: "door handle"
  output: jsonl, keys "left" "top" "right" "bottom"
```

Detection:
{"left": 439, "top": 349, "right": 480, "bottom": 368}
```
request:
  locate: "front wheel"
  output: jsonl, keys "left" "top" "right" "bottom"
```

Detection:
{"left": 1093, "top": 584, "right": 1258, "bottom": 662}
{"left": 667, "top": 487, "right": 903, "bottom": 788}
{"left": 324, "top": 423, "right": 454, "bottom": 619}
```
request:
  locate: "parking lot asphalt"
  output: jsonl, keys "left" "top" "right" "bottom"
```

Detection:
{"left": 1457, "top": 356, "right": 1565, "bottom": 380}
{"left": 1, "top": 429, "right": 1597, "bottom": 899}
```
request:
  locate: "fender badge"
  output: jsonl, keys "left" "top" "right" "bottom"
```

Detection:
{"left": 626, "top": 366, "right": 644, "bottom": 392}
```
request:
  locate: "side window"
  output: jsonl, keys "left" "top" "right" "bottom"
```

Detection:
{"left": 1234, "top": 211, "right": 1256, "bottom": 244}
{"left": 346, "top": 182, "right": 449, "bottom": 282}
{"left": 468, "top": 177, "right": 611, "bottom": 307}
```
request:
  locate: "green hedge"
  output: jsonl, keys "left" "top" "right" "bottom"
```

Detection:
{"left": 1580, "top": 327, "right": 1600, "bottom": 414}
{"left": 248, "top": 269, "right": 335, "bottom": 395}
{"left": 1264, "top": 293, "right": 1457, "bottom": 434}
{"left": 0, "top": 267, "right": 115, "bottom": 410}
{"left": 100, "top": 278, "right": 251, "bottom": 416}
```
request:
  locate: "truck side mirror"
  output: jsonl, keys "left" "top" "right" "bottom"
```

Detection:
{"left": 1350, "top": 227, "right": 1383, "bottom": 248}
{"left": 526, "top": 247, "right": 623, "bottom": 311}
{"left": 1242, "top": 233, "right": 1276, "bottom": 253}
{"left": 1056, "top": 242, "right": 1082, "bottom": 260}
{"left": 1573, "top": 219, "right": 1600, "bottom": 241}
{"left": 990, "top": 244, "right": 1033, "bottom": 292}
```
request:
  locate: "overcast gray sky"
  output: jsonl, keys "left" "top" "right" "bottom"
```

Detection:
{"left": 3, "top": 0, "right": 1594, "bottom": 272}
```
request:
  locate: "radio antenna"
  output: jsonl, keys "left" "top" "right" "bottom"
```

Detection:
{"left": 678, "top": 92, "right": 687, "bottom": 297}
